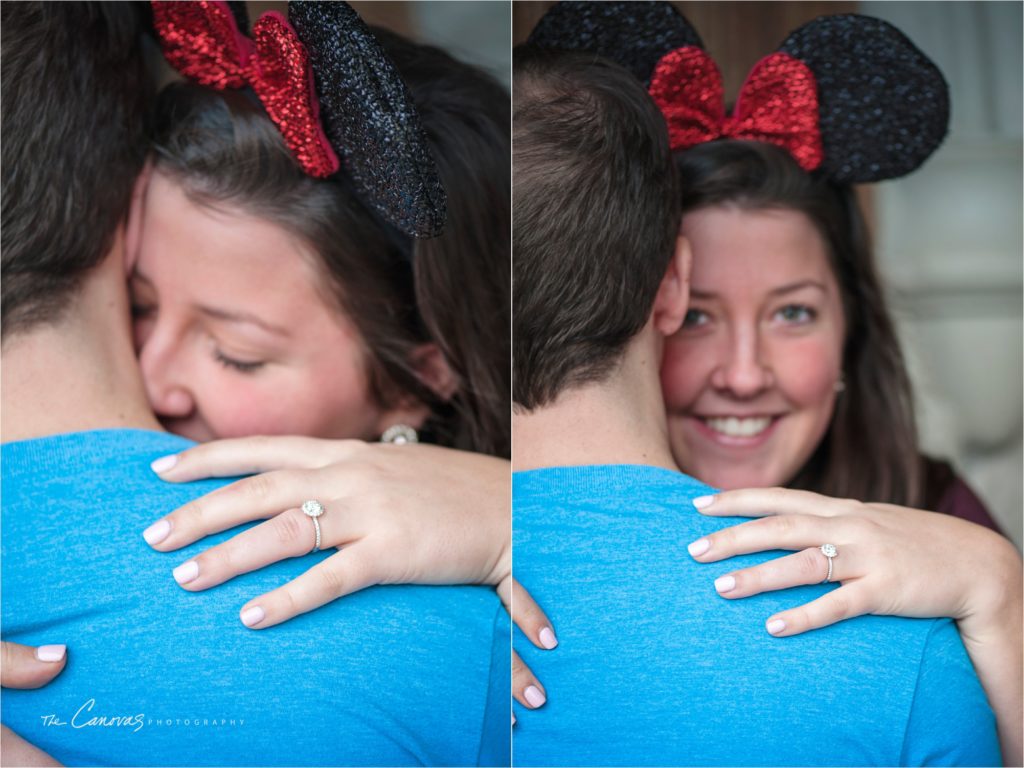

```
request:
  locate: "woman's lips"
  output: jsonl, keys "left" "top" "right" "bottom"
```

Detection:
{"left": 689, "top": 414, "right": 781, "bottom": 448}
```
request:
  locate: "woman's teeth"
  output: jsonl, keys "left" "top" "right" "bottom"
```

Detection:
{"left": 704, "top": 416, "right": 772, "bottom": 437}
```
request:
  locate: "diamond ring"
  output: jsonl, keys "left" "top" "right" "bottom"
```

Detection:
{"left": 302, "top": 499, "right": 325, "bottom": 552}
{"left": 819, "top": 543, "right": 838, "bottom": 583}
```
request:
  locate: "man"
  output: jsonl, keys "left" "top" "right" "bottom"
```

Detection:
{"left": 511, "top": 46, "right": 1000, "bottom": 766}
{"left": 1, "top": 4, "right": 508, "bottom": 765}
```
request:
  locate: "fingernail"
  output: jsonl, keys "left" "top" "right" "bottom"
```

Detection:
{"left": 714, "top": 575, "right": 736, "bottom": 594}
{"left": 687, "top": 538, "right": 710, "bottom": 557}
{"left": 172, "top": 560, "right": 198, "bottom": 585}
{"left": 35, "top": 644, "right": 66, "bottom": 662}
{"left": 538, "top": 627, "right": 558, "bottom": 649}
{"left": 766, "top": 619, "right": 786, "bottom": 635}
{"left": 693, "top": 495, "right": 715, "bottom": 510}
{"left": 150, "top": 454, "right": 178, "bottom": 473}
{"left": 241, "top": 606, "right": 265, "bottom": 627}
{"left": 524, "top": 685, "right": 546, "bottom": 708}
{"left": 142, "top": 519, "right": 171, "bottom": 546}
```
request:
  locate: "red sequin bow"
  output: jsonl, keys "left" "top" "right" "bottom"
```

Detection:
{"left": 151, "top": 1, "right": 339, "bottom": 178}
{"left": 649, "top": 47, "right": 824, "bottom": 172}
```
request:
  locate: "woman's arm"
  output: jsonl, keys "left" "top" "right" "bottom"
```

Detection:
{"left": 687, "top": 488, "right": 1022, "bottom": 766}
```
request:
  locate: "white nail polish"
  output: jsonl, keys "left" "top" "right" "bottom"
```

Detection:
{"left": 241, "top": 606, "right": 265, "bottom": 627}
{"left": 151, "top": 454, "right": 178, "bottom": 473}
{"left": 714, "top": 575, "right": 736, "bottom": 593}
{"left": 172, "top": 561, "right": 198, "bottom": 585}
{"left": 36, "top": 644, "right": 66, "bottom": 662}
{"left": 143, "top": 519, "right": 170, "bottom": 546}
{"left": 687, "top": 538, "right": 710, "bottom": 557}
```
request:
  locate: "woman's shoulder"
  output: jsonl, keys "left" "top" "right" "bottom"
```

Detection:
{"left": 921, "top": 455, "right": 1001, "bottom": 533}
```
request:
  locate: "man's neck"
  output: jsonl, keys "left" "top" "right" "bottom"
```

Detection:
{"left": 513, "top": 330, "right": 679, "bottom": 472}
{"left": 1, "top": 250, "right": 161, "bottom": 442}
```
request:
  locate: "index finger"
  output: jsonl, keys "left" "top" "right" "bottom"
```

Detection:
{"left": 692, "top": 487, "right": 856, "bottom": 519}
{"left": 687, "top": 515, "right": 833, "bottom": 563}
{"left": 150, "top": 436, "right": 363, "bottom": 482}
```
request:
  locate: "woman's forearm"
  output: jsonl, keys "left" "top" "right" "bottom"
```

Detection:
{"left": 957, "top": 536, "right": 1023, "bottom": 767}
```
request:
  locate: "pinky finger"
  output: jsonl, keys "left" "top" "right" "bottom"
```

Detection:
{"left": 238, "top": 546, "right": 376, "bottom": 630}
{"left": 512, "top": 649, "right": 548, "bottom": 709}
{"left": 765, "top": 585, "right": 868, "bottom": 637}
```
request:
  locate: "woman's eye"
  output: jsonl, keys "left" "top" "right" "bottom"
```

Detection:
{"left": 214, "top": 350, "right": 265, "bottom": 374}
{"left": 130, "top": 303, "right": 155, "bottom": 320}
{"left": 773, "top": 304, "right": 816, "bottom": 324}
{"left": 682, "top": 309, "right": 710, "bottom": 328}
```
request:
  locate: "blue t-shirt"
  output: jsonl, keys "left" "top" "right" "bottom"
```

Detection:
{"left": 2, "top": 430, "right": 510, "bottom": 766}
{"left": 512, "top": 464, "right": 999, "bottom": 767}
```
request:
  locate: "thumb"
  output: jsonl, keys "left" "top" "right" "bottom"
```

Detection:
{"left": 1, "top": 641, "right": 67, "bottom": 689}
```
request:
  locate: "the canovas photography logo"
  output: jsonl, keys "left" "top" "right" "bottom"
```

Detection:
{"left": 40, "top": 699, "right": 245, "bottom": 734}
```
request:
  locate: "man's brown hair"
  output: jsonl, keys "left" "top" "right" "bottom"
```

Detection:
{"left": 513, "top": 47, "right": 679, "bottom": 410}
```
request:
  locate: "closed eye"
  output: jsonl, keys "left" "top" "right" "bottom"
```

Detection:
{"left": 214, "top": 349, "right": 265, "bottom": 374}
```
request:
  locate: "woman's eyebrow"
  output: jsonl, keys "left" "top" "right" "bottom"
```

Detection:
{"left": 197, "top": 304, "right": 290, "bottom": 337}
{"left": 769, "top": 279, "right": 827, "bottom": 296}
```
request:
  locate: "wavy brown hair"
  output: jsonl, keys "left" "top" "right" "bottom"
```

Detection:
{"left": 674, "top": 140, "right": 922, "bottom": 507}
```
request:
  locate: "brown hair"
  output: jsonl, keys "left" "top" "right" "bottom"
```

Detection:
{"left": 152, "top": 32, "right": 509, "bottom": 456}
{"left": 1, "top": 2, "right": 152, "bottom": 337}
{"left": 675, "top": 140, "right": 922, "bottom": 506}
{"left": 513, "top": 47, "right": 680, "bottom": 410}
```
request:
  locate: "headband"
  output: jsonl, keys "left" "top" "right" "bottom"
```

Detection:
{"left": 151, "top": 0, "right": 446, "bottom": 238}
{"left": 527, "top": 2, "right": 950, "bottom": 183}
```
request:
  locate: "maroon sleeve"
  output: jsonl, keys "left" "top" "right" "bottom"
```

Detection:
{"left": 934, "top": 473, "right": 1002, "bottom": 533}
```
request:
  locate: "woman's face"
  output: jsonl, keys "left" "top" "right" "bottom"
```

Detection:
{"left": 660, "top": 205, "right": 846, "bottom": 490}
{"left": 130, "top": 169, "right": 412, "bottom": 443}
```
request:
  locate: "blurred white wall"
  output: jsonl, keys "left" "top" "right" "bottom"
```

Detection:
{"left": 861, "top": 1, "right": 1023, "bottom": 546}
{"left": 410, "top": 1, "right": 511, "bottom": 91}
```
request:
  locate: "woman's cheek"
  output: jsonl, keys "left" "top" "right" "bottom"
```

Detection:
{"left": 773, "top": 336, "right": 841, "bottom": 410}
{"left": 660, "top": 337, "right": 705, "bottom": 410}
{"left": 203, "top": 378, "right": 296, "bottom": 438}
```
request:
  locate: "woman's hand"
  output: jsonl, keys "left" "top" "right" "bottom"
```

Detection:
{"left": 498, "top": 577, "right": 557, "bottom": 714}
{"left": 2, "top": 640, "right": 66, "bottom": 766}
{"left": 143, "top": 437, "right": 510, "bottom": 629}
{"left": 687, "top": 487, "right": 1022, "bottom": 765}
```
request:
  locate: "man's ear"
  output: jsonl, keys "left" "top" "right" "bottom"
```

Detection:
{"left": 412, "top": 343, "right": 459, "bottom": 401}
{"left": 651, "top": 234, "right": 691, "bottom": 337}
{"left": 123, "top": 159, "right": 154, "bottom": 277}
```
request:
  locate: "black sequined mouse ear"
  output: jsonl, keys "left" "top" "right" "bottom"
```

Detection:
{"left": 288, "top": 1, "right": 446, "bottom": 238}
{"left": 225, "top": 1, "right": 250, "bottom": 35}
{"left": 779, "top": 14, "right": 950, "bottom": 183}
{"left": 526, "top": 0, "right": 702, "bottom": 86}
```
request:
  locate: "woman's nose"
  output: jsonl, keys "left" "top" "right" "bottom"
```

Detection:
{"left": 137, "top": 329, "right": 196, "bottom": 419}
{"left": 710, "top": 328, "right": 774, "bottom": 397}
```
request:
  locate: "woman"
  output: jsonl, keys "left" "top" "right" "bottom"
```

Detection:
{"left": 129, "top": 0, "right": 515, "bottom": 630}
{"left": 660, "top": 139, "right": 1021, "bottom": 763}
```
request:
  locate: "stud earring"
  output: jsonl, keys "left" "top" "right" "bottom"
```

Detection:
{"left": 380, "top": 424, "right": 419, "bottom": 444}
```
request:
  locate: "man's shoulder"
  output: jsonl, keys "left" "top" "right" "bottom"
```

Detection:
{"left": 3, "top": 429, "right": 193, "bottom": 479}
{"left": 514, "top": 463, "right": 712, "bottom": 505}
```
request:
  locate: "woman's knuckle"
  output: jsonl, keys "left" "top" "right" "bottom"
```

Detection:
{"left": 241, "top": 472, "right": 276, "bottom": 502}
{"left": 272, "top": 510, "right": 310, "bottom": 550}
{"left": 797, "top": 550, "right": 823, "bottom": 581}
{"left": 315, "top": 565, "right": 347, "bottom": 599}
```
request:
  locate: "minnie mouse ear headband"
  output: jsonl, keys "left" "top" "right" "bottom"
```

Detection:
{"left": 151, "top": 0, "right": 446, "bottom": 238}
{"left": 527, "top": 2, "right": 949, "bottom": 183}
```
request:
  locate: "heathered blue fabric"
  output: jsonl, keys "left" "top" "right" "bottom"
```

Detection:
{"left": 512, "top": 464, "right": 999, "bottom": 767}
{"left": 1, "top": 429, "right": 510, "bottom": 766}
